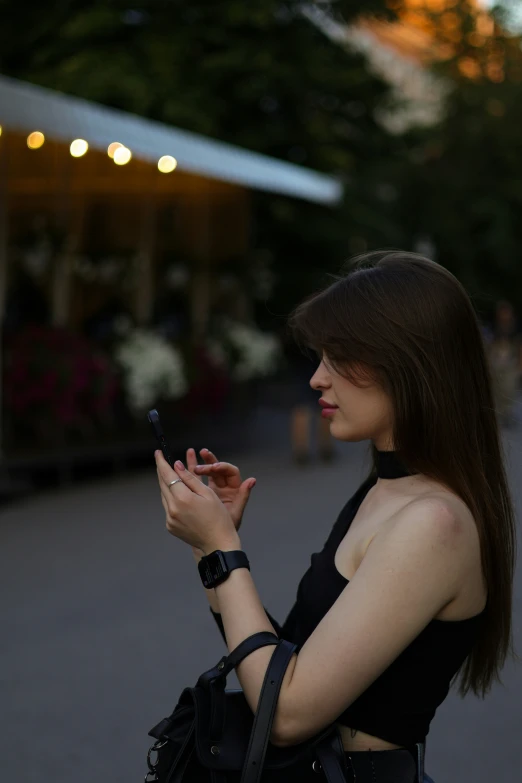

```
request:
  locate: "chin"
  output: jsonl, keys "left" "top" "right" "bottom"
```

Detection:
{"left": 329, "top": 420, "right": 369, "bottom": 443}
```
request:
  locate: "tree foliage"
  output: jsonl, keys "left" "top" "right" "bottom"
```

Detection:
{"left": 0, "top": 0, "right": 393, "bottom": 166}
{"left": 3, "top": 1, "right": 522, "bottom": 323}
{"left": 390, "top": 1, "right": 522, "bottom": 321}
{"left": 0, "top": 0, "right": 406, "bottom": 322}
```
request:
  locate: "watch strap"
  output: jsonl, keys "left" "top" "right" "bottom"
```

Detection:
{"left": 222, "top": 550, "right": 250, "bottom": 573}
{"left": 198, "top": 549, "right": 250, "bottom": 589}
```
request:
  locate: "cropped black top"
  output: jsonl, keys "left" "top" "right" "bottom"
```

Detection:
{"left": 211, "top": 450, "right": 487, "bottom": 747}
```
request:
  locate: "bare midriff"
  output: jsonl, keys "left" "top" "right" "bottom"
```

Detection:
{"left": 336, "top": 723, "right": 404, "bottom": 752}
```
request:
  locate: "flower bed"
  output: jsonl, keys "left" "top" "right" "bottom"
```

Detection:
{"left": 3, "top": 325, "right": 119, "bottom": 448}
{"left": 2, "top": 318, "right": 283, "bottom": 454}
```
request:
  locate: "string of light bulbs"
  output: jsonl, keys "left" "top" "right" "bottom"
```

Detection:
{"left": 19, "top": 130, "right": 178, "bottom": 172}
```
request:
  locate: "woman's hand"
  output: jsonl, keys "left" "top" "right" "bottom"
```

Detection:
{"left": 155, "top": 451, "right": 240, "bottom": 555}
{"left": 183, "top": 447, "right": 256, "bottom": 561}
{"left": 187, "top": 448, "right": 256, "bottom": 533}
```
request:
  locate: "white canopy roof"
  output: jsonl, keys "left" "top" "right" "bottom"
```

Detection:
{"left": 0, "top": 74, "right": 342, "bottom": 205}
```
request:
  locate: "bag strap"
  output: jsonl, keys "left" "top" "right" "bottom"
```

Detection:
{"left": 240, "top": 638, "right": 297, "bottom": 783}
{"left": 240, "top": 639, "right": 347, "bottom": 783}
{"left": 196, "top": 632, "right": 279, "bottom": 689}
{"left": 196, "top": 632, "right": 280, "bottom": 744}
{"left": 315, "top": 730, "right": 350, "bottom": 782}
{"left": 416, "top": 741, "right": 425, "bottom": 783}
{"left": 225, "top": 632, "right": 280, "bottom": 673}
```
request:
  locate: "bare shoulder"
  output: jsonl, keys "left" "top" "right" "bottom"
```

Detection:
{"left": 351, "top": 477, "right": 478, "bottom": 574}
{"left": 394, "top": 484, "right": 479, "bottom": 550}
{"left": 386, "top": 484, "right": 485, "bottom": 618}
{"left": 364, "top": 481, "right": 480, "bottom": 586}
{"left": 383, "top": 491, "right": 467, "bottom": 554}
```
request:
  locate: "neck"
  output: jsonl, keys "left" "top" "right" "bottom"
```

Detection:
{"left": 374, "top": 446, "right": 418, "bottom": 480}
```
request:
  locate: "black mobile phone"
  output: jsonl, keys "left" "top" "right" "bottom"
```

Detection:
{"left": 147, "top": 409, "right": 175, "bottom": 468}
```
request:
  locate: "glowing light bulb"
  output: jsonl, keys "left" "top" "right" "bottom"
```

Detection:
{"left": 113, "top": 146, "right": 132, "bottom": 165}
{"left": 70, "top": 139, "right": 88, "bottom": 157}
{"left": 0, "top": 126, "right": 3, "bottom": 137}
{"left": 27, "top": 131, "right": 45, "bottom": 149}
{"left": 108, "top": 142, "right": 123, "bottom": 159}
{"left": 158, "top": 155, "right": 178, "bottom": 173}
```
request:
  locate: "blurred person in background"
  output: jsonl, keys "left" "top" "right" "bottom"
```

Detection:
{"left": 486, "top": 300, "right": 522, "bottom": 428}
{"left": 284, "top": 334, "right": 336, "bottom": 465}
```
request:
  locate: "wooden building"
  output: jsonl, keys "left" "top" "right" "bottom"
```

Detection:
{"left": 0, "top": 75, "right": 341, "bottom": 340}
{"left": 0, "top": 74, "right": 342, "bottom": 473}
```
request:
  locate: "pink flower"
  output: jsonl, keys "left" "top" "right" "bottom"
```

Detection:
{"left": 5, "top": 325, "right": 120, "bottom": 431}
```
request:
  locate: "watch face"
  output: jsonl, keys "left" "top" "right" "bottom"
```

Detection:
{"left": 199, "top": 551, "right": 228, "bottom": 588}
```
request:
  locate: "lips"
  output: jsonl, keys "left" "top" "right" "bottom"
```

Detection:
{"left": 319, "top": 399, "right": 339, "bottom": 409}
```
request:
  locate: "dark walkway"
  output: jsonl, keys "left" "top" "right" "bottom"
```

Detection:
{"left": 1, "top": 404, "right": 521, "bottom": 783}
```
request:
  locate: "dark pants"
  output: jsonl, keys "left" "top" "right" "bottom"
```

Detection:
{"left": 182, "top": 748, "right": 435, "bottom": 782}
{"left": 285, "top": 747, "right": 433, "bottom": 782}
{"left": 343, "top": 748, "right": 418, "bottom": 782}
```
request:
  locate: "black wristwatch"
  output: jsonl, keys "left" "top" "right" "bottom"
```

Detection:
{"left": 198, "top": 550, "right": 250, "bottom": 589}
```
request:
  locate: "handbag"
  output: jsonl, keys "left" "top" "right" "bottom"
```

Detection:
{"left": 144, "top": 630, "right": 350, "bottom": 782}
{"left": 144, "top": 629, "right": 429, "bottom": 783}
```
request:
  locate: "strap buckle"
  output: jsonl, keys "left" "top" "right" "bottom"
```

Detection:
{"left": 147, "top": 738, "right": 168, "bottom": 775}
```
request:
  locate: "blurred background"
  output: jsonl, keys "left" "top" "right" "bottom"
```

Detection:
{"left": 1, "top": 2, "right": 522, "bottom": 782}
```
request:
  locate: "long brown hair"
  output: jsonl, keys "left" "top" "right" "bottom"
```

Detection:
{"left": 287, "top": 250, "right": 518, "bottom": 698}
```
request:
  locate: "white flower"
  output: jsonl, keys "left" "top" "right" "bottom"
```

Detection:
{"left": 114, "top": 329, "right": 188, "bottom": 412}
{"left": 215, "top": 319, "right": 282, "bottom": 382}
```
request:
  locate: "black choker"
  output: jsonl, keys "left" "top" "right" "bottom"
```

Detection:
{"left": 376, "top": 450, "right": 417, "bottom": 479}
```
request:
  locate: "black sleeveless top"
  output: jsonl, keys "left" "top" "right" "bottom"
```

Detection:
{"left": 211, "top": 450, "right": 487, "bottom": 747}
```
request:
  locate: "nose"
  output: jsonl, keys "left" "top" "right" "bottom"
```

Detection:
{"left": 310, "top": 361, "right": 330, "bottom": 393}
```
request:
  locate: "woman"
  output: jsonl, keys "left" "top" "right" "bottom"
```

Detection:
{"left": 155, "top": 251, "right": 517, "bottom": 782}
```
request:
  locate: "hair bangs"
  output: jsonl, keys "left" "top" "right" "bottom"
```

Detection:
{"left": 287, "top": 277, "right": 380, "bottom": 388}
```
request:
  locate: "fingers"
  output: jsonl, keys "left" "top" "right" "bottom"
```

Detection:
{"left": 157, "top": 466, "right": 177, "bottom": 511}
{"left": 194, "top": 461, "right": 239, "bottom": 477}
{"left": 155, "top": 451, "right": 194, "bottom": 502}
{"left": 171, "top": 459, "right": 209, "bottom": 497}
{"left": 156, "top": 460, "right": 185, "bottom": 503}
{"left": 200, "top": 448, "right": 218, "bottom": 465}
{"left": 185, "top": 448, "right": 219, "bottom": 484}
{"left": 186, "top": 447, "right": 202, "bottom": 479}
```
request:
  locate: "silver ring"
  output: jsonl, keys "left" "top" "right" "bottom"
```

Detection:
{"left": 168, "top": 478, "right": 183, "bottom": 488}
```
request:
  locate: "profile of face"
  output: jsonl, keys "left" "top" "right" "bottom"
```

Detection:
{"left": 309, "top": 355, "right": 394, "bottom": 449}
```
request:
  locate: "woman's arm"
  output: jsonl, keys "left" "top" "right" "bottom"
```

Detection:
{"left": 213, "top": 497, "right": 465, "bottom": 748}
{"left": 193, "top": 547, "right": 288, "bottom": 641}
{"left": 210, "top": 606, "right": 284, "bottom": 642}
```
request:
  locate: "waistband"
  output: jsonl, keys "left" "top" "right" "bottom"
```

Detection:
{"left": 343, "top": 747, "right": 418, "bottom": 783}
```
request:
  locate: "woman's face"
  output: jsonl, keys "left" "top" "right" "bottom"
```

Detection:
{"left": 309, "top": 355, "right": 394, "bottom": 449}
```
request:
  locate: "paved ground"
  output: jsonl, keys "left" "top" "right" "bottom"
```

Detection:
{"left": 2, "top": 403, "right": 522, "bottom": 783}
